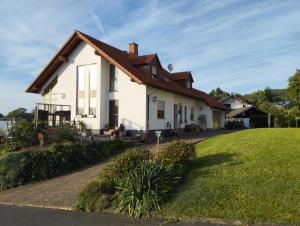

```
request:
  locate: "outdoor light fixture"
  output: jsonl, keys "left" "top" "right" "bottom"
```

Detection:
{"left": 60, "top": 92, "right": 66, "bottom": 99}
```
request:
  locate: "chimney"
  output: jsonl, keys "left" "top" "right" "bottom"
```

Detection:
{"left": 129, "top": 42, "right": 138, "bottom": 57}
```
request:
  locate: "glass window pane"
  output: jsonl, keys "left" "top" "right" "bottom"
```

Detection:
{"left": 89, "top": 64, "right": 97, "bottom": 91}
{"left": 110, "top": 64, "right": 116, "bottom": 91}
{"left": 78, "top": 66, "right": 85, "bottom": 91}
{"left": 89, "top": 97, "right": 96, "bottom": 115}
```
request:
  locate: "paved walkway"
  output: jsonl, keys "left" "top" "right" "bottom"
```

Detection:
{"left": 0, "top": 160, "right": 111, "bottom": 209}
{"left": 0, "top": 129, "right": 237, "bottom": 210}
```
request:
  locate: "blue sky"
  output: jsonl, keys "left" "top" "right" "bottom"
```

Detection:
{"left": 0, "top": 0, "right": 300, "bottom": 114}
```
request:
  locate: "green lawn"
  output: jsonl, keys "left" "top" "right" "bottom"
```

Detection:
{"left": 163, "top": 129, "right": 300, "bottom": 225}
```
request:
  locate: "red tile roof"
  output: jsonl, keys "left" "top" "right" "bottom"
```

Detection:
{"left": 170, "top": 71, "right": 194, "bottom": 82}
{"left": 26, "top": 31, "right": 228, "bottom": 111}
{"left": 131, "top": 54, "right": 157, "bottom": 65}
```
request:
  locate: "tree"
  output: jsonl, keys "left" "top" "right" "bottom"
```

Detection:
{"left": 209, "top": 87, "right": 230, "bottom": 100}
{"left": 284, "top": 106, "right": 298, "bottom": 127}
{"left": 0, "top": 113, "right": 3, "bottom": 118}
{"left": 6, "top": 108, "right": 34, "bottom": 121}
{"left": 287, "top": 70, "right": 300, "bottom": 107}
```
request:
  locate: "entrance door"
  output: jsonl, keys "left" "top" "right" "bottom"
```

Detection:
{"left": 213, "top": 111, "right": 221, "bottom": 129}
{"left": 109, "top": 100, "right": 119, "bottom": 128}
{"left": 174, "top": 104, "right": 178, "bottom": 129}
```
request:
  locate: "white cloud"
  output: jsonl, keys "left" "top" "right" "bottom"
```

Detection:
{"left": 0, "top": 0, "right": 300, "bottom": 114}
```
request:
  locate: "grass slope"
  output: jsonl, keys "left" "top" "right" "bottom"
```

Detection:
{"left": 163, "top": 129, "right": 300, "bottom": 225}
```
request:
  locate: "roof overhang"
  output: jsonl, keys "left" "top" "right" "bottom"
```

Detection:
{"left": 26, "top": 31, "right": 143, "bottom": 93}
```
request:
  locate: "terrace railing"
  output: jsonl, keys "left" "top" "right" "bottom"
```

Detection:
{"left": 35, "top": 103, "right": 71, "bottom": 127}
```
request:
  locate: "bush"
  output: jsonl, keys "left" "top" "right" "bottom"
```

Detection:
{"left": 55, "top": 124, "right": 76, "bottom": 142}
{"left": 160, "top": 141, "right": 195, "bottom": 165}
{"left": 107, "top": 148, "right": 151, "bottom": 180}
{"left": 0, "top": 152, "right": 32, "bottom": 190}
{"left": 75, "top": 148, "right": 186, "bottom": 218}
{"left": 74, "top": 177, "right": 115, "bottom": 212}
{"left": 0, "top": 139, "right": 128, "bottom": 191}
{"left": 115, "top": 160, "right": 179, "bottom": 218}
{"left": 1, "top": 119, "right": 36, "bottom": 152}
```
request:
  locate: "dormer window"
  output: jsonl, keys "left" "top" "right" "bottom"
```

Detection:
{"left": 187, "top": 80, "right": 191, "bottom": 89}
{"left": 151, "top": 66, "right": 158, "bottom": 79}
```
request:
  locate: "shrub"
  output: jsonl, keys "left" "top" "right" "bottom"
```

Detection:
{"left": 1, "top": 119, "right": 36, "bottom": 152}
{"left": 160, "top": 141, "right": 195, "bottom": 165}
{"left": 74, "top": 177, "right": 115, "bottom": 212}
{"left": 107, "top": 148, "right": 151, "bottom": 180}
{"left": 114, "top": 160, "right": 179, "bottom": 218}
{"left": 0, "top": 152, "right": 32, "bottom": 190}
{"left": 0, "top": 139, "right": 128, "bottom": 191}
{"left": 75, "top": 145, "right": 191, "bottom": 218}
{"left": 54, "top": 124, "right": 76, "bottom": 142}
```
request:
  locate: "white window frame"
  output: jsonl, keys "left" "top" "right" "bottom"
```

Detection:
{"left": 76, "top": 64, "right": 97, "bottom": 117}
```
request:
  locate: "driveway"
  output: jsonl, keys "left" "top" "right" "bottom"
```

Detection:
{"left": 0, "top": 160, "right": 111, "bottom": 209}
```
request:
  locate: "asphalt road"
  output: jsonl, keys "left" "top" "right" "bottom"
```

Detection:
{"left": 0, "top": 205, "right": 221, "bottom": 226}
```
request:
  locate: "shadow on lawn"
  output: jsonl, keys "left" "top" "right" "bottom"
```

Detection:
{"left": 193, "top": 152, "right": 238, "bottom": 169}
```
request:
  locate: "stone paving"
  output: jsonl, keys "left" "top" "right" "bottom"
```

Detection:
{"left": 0, "top": 129, "right": 237, "bottom": 210}
{"left": 0, "top": 160, "right": 111, "bottom": 209}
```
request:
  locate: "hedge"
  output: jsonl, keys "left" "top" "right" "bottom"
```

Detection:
{"left": 0, "top": 139, "right": 130, "bottom": 191}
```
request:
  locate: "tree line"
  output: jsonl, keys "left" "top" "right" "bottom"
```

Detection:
{"left": 209, "top": 70, "right": 300, "bottom": 127}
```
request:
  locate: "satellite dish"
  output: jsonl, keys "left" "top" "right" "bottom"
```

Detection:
{"left": 167, "top": 64, "right": 174, "bottom": 72}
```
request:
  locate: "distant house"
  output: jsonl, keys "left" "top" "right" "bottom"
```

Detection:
{"left": 26, "top": 31, "right": 227, "bottom": 136}
{"left": 221, "top": 95, "right": 252, "bottom": 109}
{"left": 220, "top": 95, "right": 268, "bottom": 128}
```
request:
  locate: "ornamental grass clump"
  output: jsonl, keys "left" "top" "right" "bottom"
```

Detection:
{"left": 115, "top": 159, "right": 179, "bottom": 218}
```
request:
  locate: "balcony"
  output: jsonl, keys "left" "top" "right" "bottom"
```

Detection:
{"left": 35, "top": 103, "right": 71, "bottom": 127}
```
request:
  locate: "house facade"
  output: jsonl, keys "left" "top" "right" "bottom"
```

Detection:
{"left": 221, "top": 95, "right": 252, "bottom": 109}
{"left": 221, "top": 95, "right": 268, "bottom": 128}
{"left": 26, "top": 31, "right": 227, "bottom": 135}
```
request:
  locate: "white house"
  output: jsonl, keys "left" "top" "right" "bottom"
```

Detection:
{"left": 221, "top": 95, "right": 267, "bottom": 128}
{"left": 26, "top": 31, "right": 228, "bottom": 136}
{"left": 221, "top": 95, "right": 252, "bottom": 109}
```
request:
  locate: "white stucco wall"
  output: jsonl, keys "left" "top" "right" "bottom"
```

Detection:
{"left": 41, "top": 42, "right": 102, "bottom": 131}
{"left": 40, "top": 41, "right": 147, "bottom": 133}
{"left": 101, "top": 58, "right": 147, "bottom": 131}
{"left": 147, "top": 87, "right": 219, "bottom": 130}
{"left": 222, "top": 97, "right": 251, "bottom": 109}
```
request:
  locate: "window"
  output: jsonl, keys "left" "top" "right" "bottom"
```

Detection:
{"left": 89, "top": 64, "right": 97, "bottom": 115}
{"left": 109, "top": 100, "right": 119, "bottom": 128}
{"left": 151, "top": 66, "right": 158, "bottom": 79}
{"left": 157, "top": 100, "right": 165, "bottom": 119}
{"left": 77, "top": 66, "right": 85, "bottom": 115}
{"left": 187, "top": 81, "right": 191, "bottom": 89}
{"left": 224, "top": 104, "right": 231, "bottom": 109}
{"left": 77, "top": 64, "right": 97, "bottom": 116}
{"left": 179, "top": 103, "right": 183, "bottom": 123}
{"left": 199, "top": 106, "right": 203, "bottom": 111}
{"left": 43, "top": 76, "right": 58, "bottom": 105}
{"left": 184, "top": 106, "right": 187, "bottom": 123}
{"left": 109, "top": 64, "right": 118, "bottom": 92}
{"left": 190, "top": 106, "right": 194, "bottom": 121}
